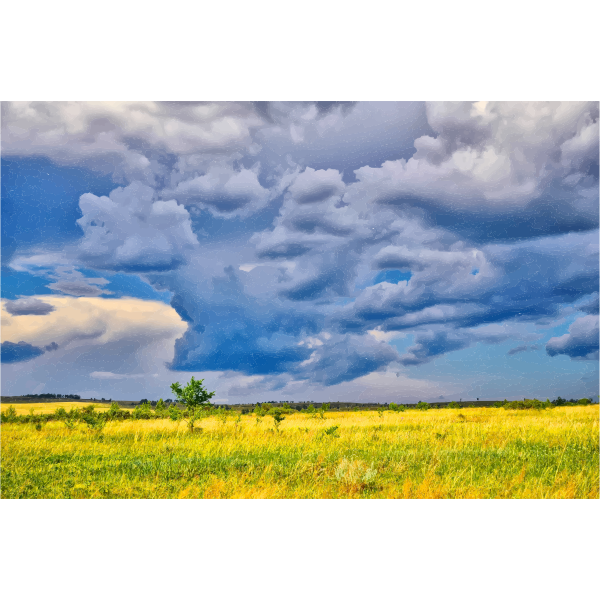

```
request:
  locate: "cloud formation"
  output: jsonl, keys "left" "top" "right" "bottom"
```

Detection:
{"left": 546, "top": 315, "right": 599, "bottom": 360}
{"left": 3, "top": 297, "right": 56, "bottom": 316}
{"left": 90, "top": 371, "right": 146, "bottom": 380}
{"left": 2, "top": 101, "right": 598, "bottom": 400}
{"left": 76, "top": 182, "right": 199, "bottom": 272}
{"left": 1, "top": 340, "right": 46, "bottom": 363}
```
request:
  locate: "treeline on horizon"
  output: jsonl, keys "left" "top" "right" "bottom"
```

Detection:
{"left": 15, "top": 393, "right": 81, "bottom": 399}
{"left": 1, "top": 396, "right": 596, "bottom": 429}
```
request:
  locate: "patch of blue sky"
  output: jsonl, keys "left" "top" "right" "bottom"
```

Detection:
{"left": 1, "top": 267, "right": 54, "bottom": 299}
{"left": 388, "top": 334, "right": 415, "bottom": 355}
{"left": 1, "top": 157, "right": 115, "bottom": 265}
{"left": 101, "top": 273, "right": 173, "bottom": 303}
{"left": 354, "top": 269, "right": 412, "bottom": 291}
{"left": 373, "top": 270, "right": 412, "bottom": 285}
{"left": 407, "top": 338, "right": 598, "bottom": 399}
{"left": 332, "top": 297, "right": 355, "bottom": 306}
{"left": 75, "top": 268, "right": 172, "bottom": 302}
{"left": 190, "top": 203, "right": 283, "bottom": 243}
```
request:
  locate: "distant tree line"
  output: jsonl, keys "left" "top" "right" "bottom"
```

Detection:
{"left": 19, "top": 393, "right": 81, "bottom": 399}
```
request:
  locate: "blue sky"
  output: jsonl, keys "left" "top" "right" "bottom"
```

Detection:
{"left": 1, "top": 101, "right": 598, "bottom": 402}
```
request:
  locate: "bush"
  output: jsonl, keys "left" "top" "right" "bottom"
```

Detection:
{"left": 81, "top": 411, "right": 107, "bottom": 432}
{"left": 132, "top": 402, "right": 154, "bottom": 420}
{"left": 59, "top": 408, "right": 81, "bottom": 429}
{"left": 578, "top": 398, "right": 591, "bottom": 406}
{"left": 416, "top": 401, "right": 429, "bottom": 411}
{"left": 448, "top": 402, "right": 461, "bottom": 409}
{"left": 106, "top": 402, "right": 124, "bottom": 421}
{"left": 1, "top": 405, "right": 18, "bottom": 423}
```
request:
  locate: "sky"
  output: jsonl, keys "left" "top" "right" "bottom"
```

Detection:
{"left": 1, "top": 101, "right": 598, "bottom": 403}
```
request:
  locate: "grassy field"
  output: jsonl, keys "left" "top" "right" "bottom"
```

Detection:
{"left": 1, "top": 403, "right": 598, "bottom": 499}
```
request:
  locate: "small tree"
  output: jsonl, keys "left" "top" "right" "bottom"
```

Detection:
{"left": 170, "top": 377, "right": 215, "bottom": 432}
{"left": 319, "top": 403, "right": 330, "bottom": 420}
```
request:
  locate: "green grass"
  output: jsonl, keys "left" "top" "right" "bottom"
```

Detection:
{"left": 1, "top": 405, "right": 598, "bottom": 498}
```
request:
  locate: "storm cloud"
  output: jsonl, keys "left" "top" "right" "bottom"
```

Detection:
{"left": 2, "top": 101, "right": 598, "bottom": 400}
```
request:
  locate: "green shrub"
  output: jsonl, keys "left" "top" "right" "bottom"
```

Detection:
{"left": 106, "top": 402, "right": 124, "bottom": 420}
{"left": 578, "top": 398, "right": 591, "bottom": 406}
{"left": 416, "top": 401, "right": 429, "bottom": 411}
{"left": 132, "top": 402, "right": 154, "bottom": 420}
{"left": 52, "top": 407, "right": 78, "bottom": 429}
{"left": 1, "top": 405, "right": 18, "bottom": 423}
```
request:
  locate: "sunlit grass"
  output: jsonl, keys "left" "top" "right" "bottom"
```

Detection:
{"left": 1, "top": 404, "right": 598, "bottom": 498}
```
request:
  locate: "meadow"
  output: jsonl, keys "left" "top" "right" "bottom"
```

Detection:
{"left": 1, "top": 403, "right": 598, "bottom": 499}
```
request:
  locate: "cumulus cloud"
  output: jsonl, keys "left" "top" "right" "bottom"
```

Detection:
{"left": 577, "top": 295, "right": 599, "bottom": 315}
{"left": 76, "top": 182, "right": 199, "bottom": 272}
{"left": 160, "top": 265, "right": 318, "bottom": 375}
{"left": 286, "top": 167, "right": 345, "bottom": 204}
{"left": 167, "top": 165, "right": 270, "bottom": 216}
{"left": 345, "top": 101, "right": 599, "bottom": 240}
{"left": 546, "top": 315, "right": 599, "bottom": 360}
{"left": 1, "top": 340, "right": 46, "bottom": 363}
{"left": 3, "top": 297, "right": 56, "bottom": 316}
{"left": 1, "top": 296, "right": 187, "bottom": 350}
{"left": 1, "top": 102, "right": 266, "bottom": 184}
{"left": 292, "top": 333, "right": 400, "bottom": 386}
{"left": 2, "top": 102, "right": 598, "bottom": 398}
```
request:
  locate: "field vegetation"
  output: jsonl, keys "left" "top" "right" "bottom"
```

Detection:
{"left": 1, "top": 399, "right": 598, "bottom": 499}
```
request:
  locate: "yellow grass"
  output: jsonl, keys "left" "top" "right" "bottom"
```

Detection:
{"left": 1, "top": 403, "right": 598, "bottom": 499}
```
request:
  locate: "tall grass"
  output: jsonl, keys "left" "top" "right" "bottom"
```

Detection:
{"left": 1, "top": 404, "right": 597, "bottom": 498}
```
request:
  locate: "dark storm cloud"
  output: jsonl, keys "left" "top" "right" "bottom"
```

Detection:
{"left": 1, "top": 340, "right": 45, "bottom": 363}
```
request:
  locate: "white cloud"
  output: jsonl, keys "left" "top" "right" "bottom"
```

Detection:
{"left": 166, "top": 165, "right": 270, "bottom": 216}
{"left": 347, "top": 101, "right": 599, "bottom": 215}
{"left": 1, "top": 296, "right": 187, "bottom": 349}
{"left": 76, "top": 181, "right": 199, "bottom": 271}
{"left": 90, "top": 371, "right": 146, "bottom": 380}
{"left": 0, "top": 100, "right": 263, "bottom": 179}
